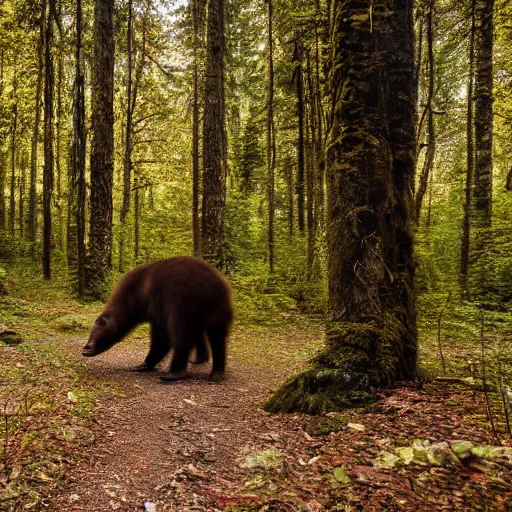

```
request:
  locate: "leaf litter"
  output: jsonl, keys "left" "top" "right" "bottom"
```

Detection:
{"left": 2, "top": 321, "right": 512, "bottom": 511}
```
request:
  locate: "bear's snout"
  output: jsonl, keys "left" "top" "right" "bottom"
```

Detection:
{"left": 82, "top": 343, "right": 95, "bottom": 356}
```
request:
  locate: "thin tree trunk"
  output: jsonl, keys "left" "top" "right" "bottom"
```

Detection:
{"left": 471, "top": 0, "right": 494, "bottom": 298}
{"left": 68, "top": 0, "right": 87, "bottom": 296}
{"left": 314, "top": 4, "right": 325, "bottom": 229}
{"left": 286, "top": 155, "right": 294, "bottom": 243}
{"left": 29, "top": 0, "right": 46, "bottom": 247}
{"left": 0, "top": 50, "right": 4, "bottom": 230}
{"left": 19, "top": 151, "right": 27, "bottom": 239}
{"left": 56, "top": 45, "right": 65, "bottom": 252}
{"left": 43, "top": 0, "right": 55, "bottom": 279}
{"left": 306, "top": 53, "right": 317, "bottom": 279}
{"left": 9, "top": 61, "right": 17, "bottom": 237}
{"left": 86, "top": 0, "right": 115, "bottom": 297}
{"left": 192, "top": 0, "right": 202, "bottom": 257}
{"left": 202, "top": 0, "right": 226, "bottom": 268}
{"left": 134, "top": 178, "right": 140, "bottom": 264}
{"left": 294, "top": 38, "right": 305, "bottom": 234}
{"left": 267, "top": 0, "right": 275, "bottom": 273}
{"left": 119, "top": 0, "right": 134, "bottom": 272}
{"left": 460, "top": 0, "right": 476, "bottom": 290}
{"left": 414, "top": 0, "right": 436, "bottom": 224}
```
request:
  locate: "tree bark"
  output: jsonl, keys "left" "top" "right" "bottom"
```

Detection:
{"left": 119, "top": 0, "right": 134, "bottom": 272}
{"left": 414, "top": 0, "right": 436, "bottom": 224}
{"left": 86, "top": 0, "right": 115, "bottom": 298}
{"left": 192, "top": 0, "right": 204, "bottom": 257}
{"left": 470, "top": 0, "right": 494, "bottom": 299}
{"left": 294, "top": 38, "right": 305, "bottom": 234}
{"left": 43, "top": 0, "right": 55, "bottom": 279}
{"left": 267, "top": 0, "right": 276, "bottom": 273}
{"left": 460, "top": 0, "right": 476, "bottom": 291}
{"left": 265, "top": 0, "right": 417, "bottom": 414}
{"left": 201, "top": 0, "right": 226, "bottom": 268}
{"left": 9, "top": 61, "right": 17, "bottom": 237}
{"left": 0, "top": 50, "right": 5, "bottom": 230}
{"left": 29, "top": 0, "right": 46, "bottom": 248}
{"left": 68, "top": 0, "right": 87, "bottom": 296}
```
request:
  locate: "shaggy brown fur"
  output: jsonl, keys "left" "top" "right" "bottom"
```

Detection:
{"left": 82, "top": 257, "right": 233, "bottom": 382}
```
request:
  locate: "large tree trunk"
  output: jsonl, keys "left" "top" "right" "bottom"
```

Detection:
{"left": 201, "top": 0, "right": 226, "bottom": 268}
{"left": 86, "top": 0, "right": 115, "bottom": 298}
{"left": 265, "top": 0, "right": 417, "bottom": 414}
{"left": 470, "top": 0, "right": 494, "bottom": 298}
{"left": 43, "top": 0, "right": 55, "bottom": 279}
{"left": 68, "top": 0, "right": 87, "bottom": 296}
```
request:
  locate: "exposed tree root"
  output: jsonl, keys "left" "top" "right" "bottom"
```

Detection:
{"left": 264, "top": 321, "right": 416, "bottom": 415}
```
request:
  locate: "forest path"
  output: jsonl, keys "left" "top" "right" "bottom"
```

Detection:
{"left": 53, "top": 336, "right": 308, "bottom": 511}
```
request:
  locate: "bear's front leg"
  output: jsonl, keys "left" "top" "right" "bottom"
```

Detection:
{"left": 131, "top": 322, "right": 171, "bottom": 372}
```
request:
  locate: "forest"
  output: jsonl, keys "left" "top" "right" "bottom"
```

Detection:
{"left": 0, "top": 0, "right": 512, "bottom": 510}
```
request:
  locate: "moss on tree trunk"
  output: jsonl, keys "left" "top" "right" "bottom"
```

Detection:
{"left": 264, "top": 0, "right": 417, "bottom": 414}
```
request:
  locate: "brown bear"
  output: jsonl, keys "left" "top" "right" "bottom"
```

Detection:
{"left": 82, "top": 256, "right": 233, "bottom": 382}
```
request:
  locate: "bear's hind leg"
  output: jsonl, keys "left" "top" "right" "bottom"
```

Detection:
{"left": 160, "top": 320, "right": 194, "bottom": 382}
{"left": 206, "top": 323, "right": 228, "bottom": 382}
{"left": 190, "top": 334, "right": 209, "bottom": 365}
{"left": 131, "top": 323, "right": 171, "bottom": 372}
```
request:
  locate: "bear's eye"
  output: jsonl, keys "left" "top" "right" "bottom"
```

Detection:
{"left": 97, "top": 316, "right": 107, "bottom": 327}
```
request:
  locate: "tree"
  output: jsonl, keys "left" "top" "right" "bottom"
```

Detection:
{"left": 191, "top": 0, "right": 205, "bottom": 257}
{"left": 294, "top": 37, "right": 305, "bottom": 234}
{"left": 86, "top": 0, "right": 115, "bottom": 298}
{"left": 470, "top": 0, "right": 494, "bottom": 297}
{"left": 43, "top": 0, "right": 56, "bottom": 279}
{"left": 460, "top": 0, "right": 476, "bottom": 291}
{"left": 265, "top": 0, "right": 417, "bottom": 414}
{"left": 29, "top": 0, "right": 46, "bottom": 248}
{"left": 201, "top": 0, "right": 226, "bottom": 267}
{"left": 68, "top": 0, "right": 87, "bottom": 296}
{"left": 414, "top": 0, "right": 436, "bottom": 224}
{"left": 266, "top": 0, "right": 275, "bottom": 273}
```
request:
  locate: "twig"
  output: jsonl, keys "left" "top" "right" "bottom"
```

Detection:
{"left": 436, "top": 292, "right": 450, "bottom": 375}
{"left": 480, "top": 312, "right": 496, "bottom": 439}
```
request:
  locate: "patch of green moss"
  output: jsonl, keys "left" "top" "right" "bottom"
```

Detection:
{"left": 308, "top": 415, "right": 349, "bottom": 436}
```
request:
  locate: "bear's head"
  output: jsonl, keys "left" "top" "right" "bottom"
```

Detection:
{"left": 82, "top": 313, "right": 120, "bottom": 357}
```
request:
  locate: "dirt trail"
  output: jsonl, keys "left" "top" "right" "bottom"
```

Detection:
{"left": 55, "top": 338, "right": 305, "bottom": 511}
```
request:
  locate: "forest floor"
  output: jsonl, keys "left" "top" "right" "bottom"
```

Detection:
{"left": 1, "top": 266, "right": 512, "bottom": 511}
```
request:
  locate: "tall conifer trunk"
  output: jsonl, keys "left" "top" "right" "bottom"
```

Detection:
{"left": 29, "top": 0, "right": 46, "bottom": 248}
{"left": 43, "top": 2, "right": 55, "bottom": 279}
{"left": 471, "top": 0, "right": 494, "bottom": 298}
{"left": 192, "top": 0, "right": 203, "bottom": 257}
{"left": 294, "top": 38, "right": 305, "bottom": 234}
{"left": 266, "top": 0, "right": 276, "bottom": 273}
{"left": 9, "top": 61, "right": 17, "bottom": 237}
{"left": 460, "top": 0, "right": 476, "bottom": 290}
{"left": 265, "top": 0, "right": 417, "bottom": 414}
{"left": 0, "top": 50, "right": 5, "bottom": 230}
{"left": 86, "top": 0, "right": 115, "bottom": 297}
{"left": 68, "top": 0, "right": 87, "bottom": 296}
{"left": 202, "top": 0, "right": 226, "bottom": 267}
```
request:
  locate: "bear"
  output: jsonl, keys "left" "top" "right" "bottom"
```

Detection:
{"left": 81, "top": 256, "right": 233, "bottom": 382}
